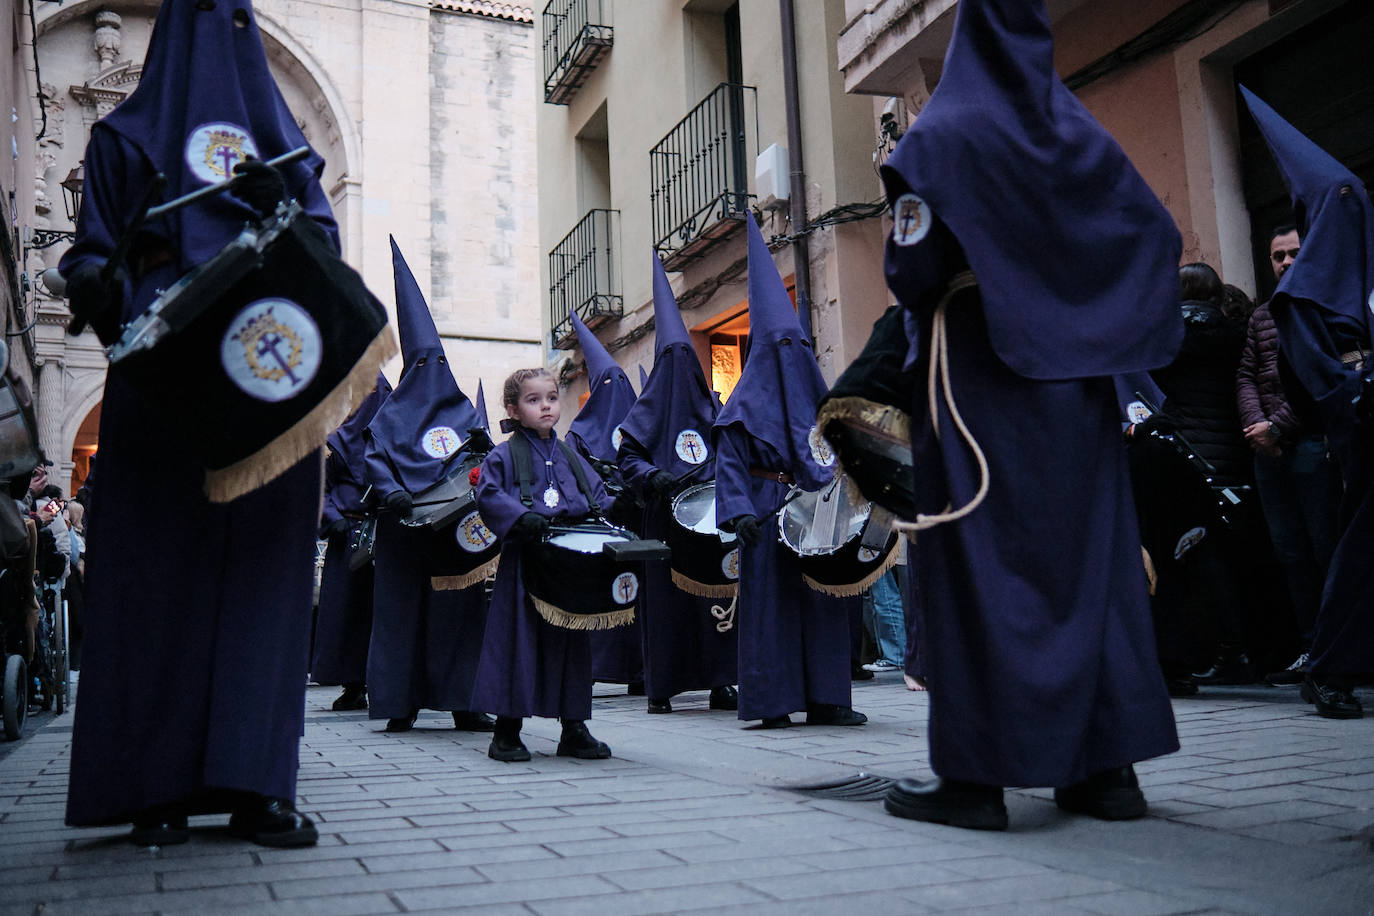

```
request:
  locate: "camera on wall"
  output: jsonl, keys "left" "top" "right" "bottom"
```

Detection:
{"left": 880, "top": 97, "right": 907, "bottom": 143}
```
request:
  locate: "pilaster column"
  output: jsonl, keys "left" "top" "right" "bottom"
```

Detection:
{"left": 36, "top": 357, "right": 67, "bottom": 490}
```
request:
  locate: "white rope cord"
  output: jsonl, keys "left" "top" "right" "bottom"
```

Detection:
{"left": 894, "top": 272, "right": 990, "bottom": 534}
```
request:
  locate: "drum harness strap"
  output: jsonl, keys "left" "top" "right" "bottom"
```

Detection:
{"left": 893, "top": 270, "right": 991, "bottom": 535}
{"left": 508, "top": 430, "right": 602, "bottom": 519}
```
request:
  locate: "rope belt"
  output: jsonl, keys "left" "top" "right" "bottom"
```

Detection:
{"left": 893, "top": 271, "right": 990, "bottom": 535}
{"left": 1340, "top": 349, "right": 1371, "bottom": 370}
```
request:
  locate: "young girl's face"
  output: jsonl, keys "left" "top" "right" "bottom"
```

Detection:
{"left": 508, "top": 376, "right": 560, "bottom": 436}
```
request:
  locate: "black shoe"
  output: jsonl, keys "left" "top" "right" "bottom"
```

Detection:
{"left": 759, "top": 715, "right": 792, "bottom": 729}
{"left": 1265, "top": 652, "right": 1309, "bottom": 686}
{"left": 709, "top": 685, "right": 739, "bottom": 710}
{"left": 228, "top": 798, "right": 318, "bottom": 848}
{"left": 557, "top": 721, "right": 612, "bottom": 759}
{"left": 1193, "top": 652, "right": 1254, "bottom": 685}
{"left": 332, "top": 685, "right": 367, "bottom": 711}
{"left": 489, "top": 716, "right": 531, "bottom": 761}
{"left": 1054, "top": 766, "right": 1147, "bottom": 820}
{"left": 884, "top": 778, "right": 1007, "bottom": 831}
{"left": 626, "top": 680, "right": 646, "bottom": 697}
{"left": 647, "top": 698, "right": 672, "bottom": 714}
{"left": 805, "top": 703, "right": 867, "bottom": 726}
{"left": 452, "top": 710, "right": 496, "bottom": 731}
{"left": 129, "top": 813, "right": 189, "bottom": 847}
{"left": 1301, "top": 676, "right": 1363, "bottom": 719}
{"left": 384, "top": 712, "right": 417, "bottom": 732}
{"left": 1165, "top": 675, "right": 1198, "bottom": 697}
{"left": 851, "top": 664, "right": 874, "bottom": 681}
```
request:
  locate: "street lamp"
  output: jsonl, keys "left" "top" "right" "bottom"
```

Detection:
{"left": 61, "top": 163, "right": 84, "bottom": 225}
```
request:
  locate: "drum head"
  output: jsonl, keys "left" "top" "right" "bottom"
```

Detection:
{"left": 671, "top": 482, "right": 736, "bottom": 543}
{"left": 779, "top": 476, "right": 870, "bottom": 556}
{"left": 549, "top": 529, "right": 628, "bottom": 554}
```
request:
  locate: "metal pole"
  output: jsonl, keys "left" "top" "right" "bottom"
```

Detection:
{"left": 778, "top": 0, "right": 812, "bottom": 341}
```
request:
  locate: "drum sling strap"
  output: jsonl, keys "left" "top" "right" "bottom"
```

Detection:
{"left": 508, "top": 432, "right": 602, "bottom": 517}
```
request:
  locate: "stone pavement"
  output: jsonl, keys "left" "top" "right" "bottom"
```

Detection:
{"left": 1, "top": 675, "right": 1371, "bottom": 915}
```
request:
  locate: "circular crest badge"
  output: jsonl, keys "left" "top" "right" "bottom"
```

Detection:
{"left": 857, "top": 546, "right": 881, "bottom": 564}
{"left": 892, "top": 193, "right": 932, "bottom": 247}
{"left": 807, "top": 425, "right": 836, "bottom": 468}
{"left": 221, "top": 298, "right": 322, "bottom": 402}
{"left": 422, "top": 426, "right": 461, "bottom": 459}
{"left": 1126, "top": 401, "right": 1153, "bottom": 425}
{"left": 721, "top": 547, "right": 741, "bottom": 581}
{"left": 610, "top": 426, "right": 624, "bottom": 452}
{"left": 611, "top": 571, "right": 639, "bottom": 605}
{"left": 674, "top": 429, "right": 709, "bottom": 465}
{"left": 185, "top": 122, "right": 259, "bottom": 185}
{"left": 456, "top": 511, "right": 497, "bottom": 554}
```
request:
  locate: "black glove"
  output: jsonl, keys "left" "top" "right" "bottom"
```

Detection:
{"left": 231, "top": 157, "right": 286, "bottom": 217}
{"left": 732, "top": 515, "right": 762, "bottom": 547}
{"left": 383, "top": 490, "right": 414, "bottom": 518}
{"left": 510, "top": 512, "right": 550, "bottom": 542}
{"left": 1132, "top": 413, "right": 1174, "bottom": 438}
{"left": 65, "top": 261, "right": 128, "bottom": 346}
{"left": 320, "top": 517, "right": 350, "bottom": 540}
{"left": 646, "top": 471, "right": 676, "bottom": 499}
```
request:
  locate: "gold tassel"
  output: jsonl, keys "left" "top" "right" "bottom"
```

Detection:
{"left": 204, "top": 327, "right": 398, "bottom": 503}
{"left": 670, "top": 569, "right": 739, "bottom": 599}
{"left": 431, "top": 555, "right": 500, "bottom": 592}
{"left": 530, "top": 594, "right": 636, "bottom": 631}
{"left": 801, "top": 542, "right": 899, "bottom": 597}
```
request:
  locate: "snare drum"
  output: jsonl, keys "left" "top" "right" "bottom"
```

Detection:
{"left": 778, "top": 474, "right": 897, "bottom": 596}
{"left": 408, "top": 452, "right": 501, "bottom": 590}
{"left": 667, "top": 482, "right": 740, "bottom": 598}
{"left": 523, "top": 522, "right": 645, "bottom": 631}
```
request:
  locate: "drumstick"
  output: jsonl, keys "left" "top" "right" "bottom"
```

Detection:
{"left": 143, "top": 146, "right": 311, "bottom": 221}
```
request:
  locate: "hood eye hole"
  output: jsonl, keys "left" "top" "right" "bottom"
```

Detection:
{"left": 1340, "top": 185, "right": 1353, "bottom": 198}
{"left": 416, "top": 357, "right": 427, "bottom": 367}
{"left": 196, "top": 0, "right": 216, "bottom": 9}
{"left": 437, "top": 355, "right": 447, "bottom": 364}
{"left": 779, "top": 337, "right": 792, "bottom": 346}
{"left": 232, "top": 8, "right": 249, "bottom": 26}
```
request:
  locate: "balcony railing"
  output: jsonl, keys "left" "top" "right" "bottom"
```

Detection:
{"left": 542, "top": 0, "right": 612, "bottom": 105}
{"left": 650, "top": 83, "right": 758, "bottom": 270}
{"left": 549, "top": 209, "right": 622, "bottom": 349}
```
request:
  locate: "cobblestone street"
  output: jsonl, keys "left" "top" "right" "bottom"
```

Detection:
{"left": 2, "top": 675, "right": 1372, "bottom": 915}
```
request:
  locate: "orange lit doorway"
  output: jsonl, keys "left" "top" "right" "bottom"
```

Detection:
{"left": 71, "top": 401, "right": 100, "bottom": 495}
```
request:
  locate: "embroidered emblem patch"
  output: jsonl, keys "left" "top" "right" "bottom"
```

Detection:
{"left": 185, "top": 121, "right": 259, "bottom": 185}
{"left": 808, "top": 425, "right": 836, "bottom": 468}
{"left": 456, "top": 510, "right": 496, "bottom": 553}
{"left": 857, "top": 546, "right": 881, "bottom": 563}
{"left": 421, "top": 426, "right": 460, "bottom": 459}
{"left": 612, "top": 571, "right": 639, "bottom": 605}
{"left": 721, "top": 547, "right": 741, "bottom": 580}
{"left": 892, "top": 193, "right": 932, "bottom": 247}
{"left": 1126, "top": 400, "right": 1153, "bottom": 424}
{"left": 221, "top": 298, "right": 321, "bottom": 402}
{"left": 675, "top": 429, "right": 708, "bottom": 465}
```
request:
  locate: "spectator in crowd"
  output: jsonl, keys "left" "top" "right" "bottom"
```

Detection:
{"left": 863, "top": 561, "right": 907, "bottom": 674}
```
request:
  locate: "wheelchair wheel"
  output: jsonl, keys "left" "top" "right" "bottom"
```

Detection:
{"left": 3, "top": 653, "right": 26, "bottom": 741}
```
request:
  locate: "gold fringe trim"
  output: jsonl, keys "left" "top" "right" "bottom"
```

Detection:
{"left": 801, "top": 541, "right": 899, "bottom": 597}
{"left": 816, "top": 396, "right": 911, "bottom": 451}
{"left": 204, "top": 327, "right": 399, "bottom": 503}
{"left": 431, "top": 555, "right": 500, "bottom": 592}
{"left": 1142, "top": 546, "right": 1157, "bottom": 596}
{"left": 530, "top": 594, "right": 636, "bottom": 631}
{"left": 670, "top": 569, "right": 739, "bottom": 599}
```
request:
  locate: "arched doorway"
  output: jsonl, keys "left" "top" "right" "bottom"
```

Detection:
{"left": 70, "top": 401, "right": 100, "bottom": 495}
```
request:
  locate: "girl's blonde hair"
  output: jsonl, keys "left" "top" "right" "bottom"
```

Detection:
{"left": 502, "top": 367, "right": 554, "bottom": 408}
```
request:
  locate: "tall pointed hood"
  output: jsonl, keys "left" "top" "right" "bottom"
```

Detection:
{"left": 94, "top": 0, "right": 330, "bottom": 267}
{"left": 1239, "top": 86, "right": 1374, "bottom": 329}
{"left": 880, "top": 0, "right": 1182, "bottom": 380}
{"left": 713, "top": 213, "right": 833, "bottom": 505}
{"left": 327, "top": 372, "right": 393, "bottom": 485}
{"left": 620, "top": 252, "right": 719, "bottom": 480}
{"left": 474, "top": 380, "right": 490, "bottom": 433}
{"left": 568, "top": 312, "right": 637, "bottom": 463}
{"left": 364, "top": 241, "right": 479, "bottom": 493}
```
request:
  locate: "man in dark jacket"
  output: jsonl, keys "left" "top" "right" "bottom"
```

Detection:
{"left": 1235, "top": 225, "right": 1341, "bottom": 686}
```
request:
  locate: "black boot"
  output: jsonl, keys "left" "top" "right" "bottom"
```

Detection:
{"left": 385, "top": 711, "right": 418, "bottom": 732}
{"left": 488, "top": 716, "right": 531, "bottom": 761}
{"left": 452, "top": 710, "right": 497, "bottom": 732}
{"left": 1301, "top": 676, "right": 1363, "bottom": 719}
{"left": 884, "top": 778, "right": 1007, "bottom": 831}
{"left": 647, "top": 698, "right": 672, "bottom": 714}
{"left": 626, "top": 680, "right": 646, "bottom": 697}
{"left": 332, "top": 683, "right": 367, "bottom": 711}
{"left": 129, "top": 806, "right": 189, "bottom": 847}
{"left": 557, "top": 720, "right": 612, "bottom": 759}
{"left": 805, "top": 703, "right": 867, "bottom": 726}
{"left": 1192, "top": 649, "right": 1253, "bottom": 685}
{"left": 228, "top": 797, "right": 318, "bottom": 848}
{"left": 708, "top": 685, "right": 739, "bottom": 710}
{"left": 1054, "top": 765, "right": 1147, "bottom": 820}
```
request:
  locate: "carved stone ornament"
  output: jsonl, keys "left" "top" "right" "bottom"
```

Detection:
{"left": 93, "top": 9, "right": 123, "bottom": 69}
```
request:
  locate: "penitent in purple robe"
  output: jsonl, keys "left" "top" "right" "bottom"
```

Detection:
{"left": 61, "top": 0, "right": 338, "bottom": 826}
{"left": 471, "top": 428, "right": 613, "bottom": 721}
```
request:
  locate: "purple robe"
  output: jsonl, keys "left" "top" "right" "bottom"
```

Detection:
{"left": 471, "top": 429, "right": 613, "bottom": 720}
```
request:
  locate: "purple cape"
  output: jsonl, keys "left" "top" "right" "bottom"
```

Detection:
{"left": 92, "top": 0, "right": 333, "bottom": 268}
{"left": 879, "top": 0, "right": 1181, "bottom": 381}
{"left": 713, "top": 212, "right": 833, "bottom": 522}
{"left": 568, "top": 312, "right": 637, "bottom": 463}
{"left": 618, "top": 253, "right": 718, "bottom": 481}
{"left": 365, "top": 239, "right": 479, "bottom": 496}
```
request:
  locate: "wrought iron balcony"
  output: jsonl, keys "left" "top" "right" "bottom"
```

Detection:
{"left": 542, "top": 0, "right": 612, "bottom": 106}
{"left": 650, "top": 83, "right": 758, "bottom": 271}
{"left": 549, "top": 209, "right": 622, "bottom": 350}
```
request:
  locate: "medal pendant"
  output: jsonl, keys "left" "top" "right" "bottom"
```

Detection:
{"left": 543, "top": 486, "right": 560, "bottom": 508}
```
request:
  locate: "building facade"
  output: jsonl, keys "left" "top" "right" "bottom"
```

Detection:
{"left": 15, "top": 0, "right": 542, "bottom": 493}
{"left": 536, "top": 0, "right": 896, "bottom": 422}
